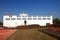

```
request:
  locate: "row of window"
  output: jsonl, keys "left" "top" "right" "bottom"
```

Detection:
{"left": 6, "top": 18, "right": 51, "bottom": 20}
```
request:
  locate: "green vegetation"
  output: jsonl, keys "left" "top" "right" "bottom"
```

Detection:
{"left": 0, "top": 22, "right": 3, "bottom": 25}
{"left": 53, "top": 18, "right": 60, "bottom": 24}
{"left": 0, "top": 22, "right": 3, "bottom": 27}
{"left": 7, "top": 29, "right": 56, "bottom": 40}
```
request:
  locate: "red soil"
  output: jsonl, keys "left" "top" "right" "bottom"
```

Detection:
{"left": 0, "top": 29, "right": 16, "bottom": 40}
{"left": 48, "top": 27, "right": 60, "bottom": 32}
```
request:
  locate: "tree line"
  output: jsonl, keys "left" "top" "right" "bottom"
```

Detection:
{"left": 0, "top": 22, "right": 3, "bottom": 25}
{"left": 53, "top": 18, "right": 60, "bottom": 24}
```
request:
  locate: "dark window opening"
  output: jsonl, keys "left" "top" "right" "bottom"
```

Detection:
{"left": 33, "top": 18, "right": 36, "bottom": 20}
{"left": 43, "top": 18, "right": 46, "bottom": 20}
{"left": 17, "top": 18, "right": 21, "bottom": 20}
{"left": 11, "top": 18, "right": 16, "bottom": 20}
{"left": 22, "top": 18, "right": 26, "bottom": 20}
{"left": 28, "top": 18, "right": 32, "bottom": 20}
{"left": 24, "top": 20, "right": 26, "bottom": 25}
{"left": 38, "top": 18, "right": 41, "bottom": 20}
{"left": 6, "top": 18, "right": 10, "bottom": 20}
{"left": 47, "top": 18, "right": 50, "bottom": 20}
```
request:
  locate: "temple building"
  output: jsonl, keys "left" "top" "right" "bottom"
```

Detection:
{"left": 3, "top": 12, "right": 53, "bottom": 28}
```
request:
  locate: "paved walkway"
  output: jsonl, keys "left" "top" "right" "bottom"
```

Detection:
{"left": 39, "top": 29, "right": 60, "bottom": 40}
{"left": 7, "top": 29, "right": 56, "bottom": 40}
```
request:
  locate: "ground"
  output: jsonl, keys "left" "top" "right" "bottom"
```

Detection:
{"left": 7, "top": 28, "right": 56, "bottom": 40}
{"left": 0, "top": 29, "right": 16, "bottom": 40}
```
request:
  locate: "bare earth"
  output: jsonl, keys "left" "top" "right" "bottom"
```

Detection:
{"left": 7, "top": 28, "right": 57, "bottom": 40}
{"left": 0, "top": 29, "right": 16, "bottom": 40}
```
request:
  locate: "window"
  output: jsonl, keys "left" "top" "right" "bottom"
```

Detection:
{"left": 6, "top": 18, "right": 10, "bottom": 20}
{"left": 17, "top": 18, "right": 21, "bottom": 20}
{"left": 33, "top": 18, "right": 37, "bottom": 20}
{"left": 47, "top": 18, "right": 50, "bottom": 20}
{"left": 38, "top": 18, "right": 41, "bottom": 20}
{"left": 22, "top": 18, "right": 26, "bottom": 20}
{"left": 28, "top": 18, "right": 32, "bottom": 20}
{"left": 33, "top": 16, "right": 36, "bottom": 17}
{"left": 11, "top": 18, "right": 16, "bottom": 20}
{"left": 43, "top": 18, "right": 46, "bottom": 20}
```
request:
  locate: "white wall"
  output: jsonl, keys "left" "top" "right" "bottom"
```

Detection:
{"left": 3, "top": 15, "right": 53, "bottom": 28}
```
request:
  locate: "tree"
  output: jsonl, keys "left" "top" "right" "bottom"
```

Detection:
{"left": 53, "top": 18, "right": 60, "bottom": 24}
{"left": 0, "top": 22, "right": 3, "bottom": 25}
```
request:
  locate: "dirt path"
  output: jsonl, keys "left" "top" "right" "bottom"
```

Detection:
{"left": 7, "top": 29, "right": 56, "bottom": 40}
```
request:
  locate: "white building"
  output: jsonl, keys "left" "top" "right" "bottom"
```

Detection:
{"left": 3, "top": 12, "right": 53, "bottom": 28}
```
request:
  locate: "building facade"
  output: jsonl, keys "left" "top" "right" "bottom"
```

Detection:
{"left": 3, "top": 12, "right": 53, "bottom": 28}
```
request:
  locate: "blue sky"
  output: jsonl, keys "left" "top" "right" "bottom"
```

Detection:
{"left": 0, "top": 0, "right": 60, "bottom": 22}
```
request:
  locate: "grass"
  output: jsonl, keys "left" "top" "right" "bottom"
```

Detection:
{"left": 7, "top": 28, "right": 57, "bottom": 40}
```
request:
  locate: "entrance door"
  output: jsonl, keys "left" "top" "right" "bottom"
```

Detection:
{"left": 24, "top": 20, "right": 26, "bottom": 25}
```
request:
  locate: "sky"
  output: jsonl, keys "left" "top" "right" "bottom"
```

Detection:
{"left": 0, "top": 0, "right": 60, "bottom": 22}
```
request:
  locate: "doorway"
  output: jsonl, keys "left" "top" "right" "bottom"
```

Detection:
{"left": 24, "top": 20, "right": 27, "bottom": 25}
